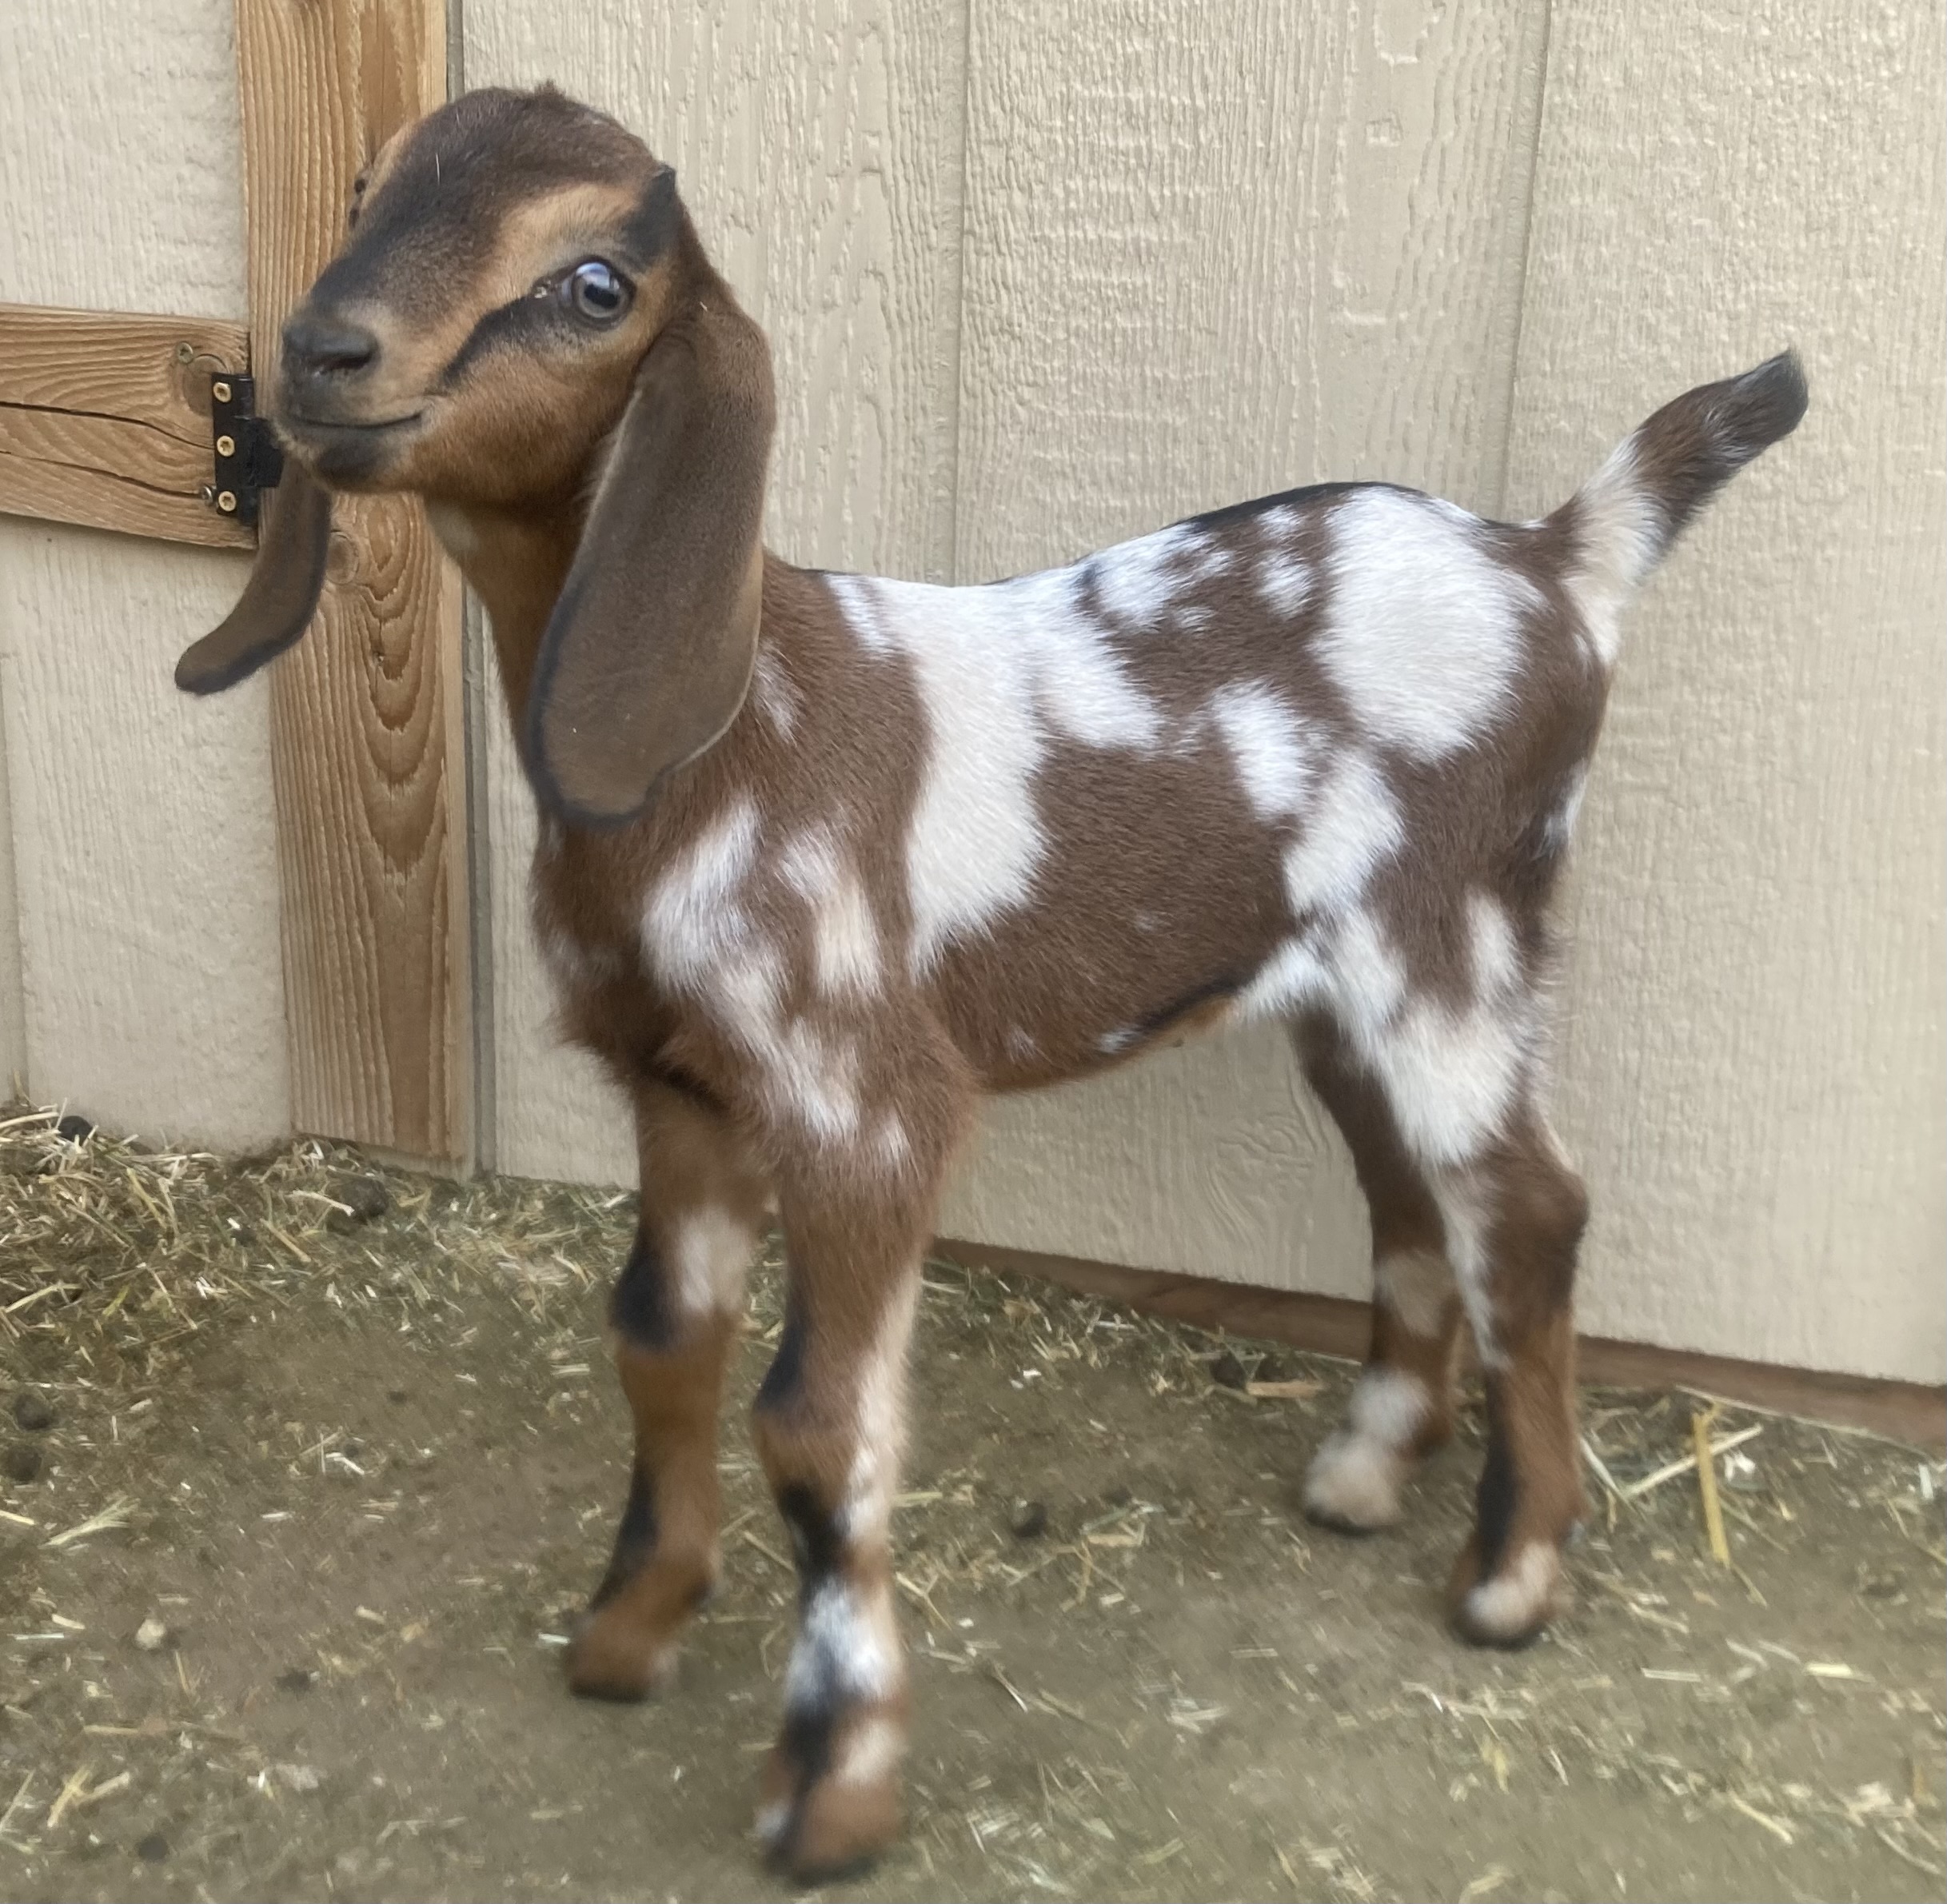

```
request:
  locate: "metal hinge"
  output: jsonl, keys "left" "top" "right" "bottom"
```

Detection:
{"left": 207, "top": 373, "right": 284, "bottom": 529}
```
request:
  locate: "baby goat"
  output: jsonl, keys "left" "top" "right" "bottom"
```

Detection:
{"left": 177, "top": 85, "right": 1806, "bottom": 1879}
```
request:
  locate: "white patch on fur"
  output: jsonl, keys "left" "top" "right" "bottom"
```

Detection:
{"left": 1330, "top": 907, "right": 1410, "bottom": 1044}
{"left": 1462, "top": 1540, "right": 1560, "bottom": 1639}
{"left": 1280, "top": 749, "right": 1405, "bottom": 915}
{"left": 841, "top": 1279, "right": 920, "bottom": 1542}
{"left": 1467, "top": 888, "right": 1522, "bottom": 996}
{"left": 1347, "top": 1365, "right": 1429, "bottom": 1447}
{"left": 830, "top": 569, "right": 1163, "bottom": 974}
{"left": 785, "top": 1579, "right": 895, "bottom": 1713}
{"left": 751, "top": 645, "right": 800, "bottom": 739}
{"left": 1370, "top": 892, "right": 1528, "bottom": 1168}
{"left": 1321, "top": 489, "right": 1537, "bottom": 758}
{"left": 1207, "top": 682, "right": 1315, "bottom": 820}
{"left": 1235, "top": 933, "right": 1331, "bottom": 1018}
{"left": 1259, "top": 549, "right": 1312, "bottom": 618}
{"left": 642, "top": 800, "right": 868, "bottom": 1146}
{"left": 778, "top": 824, "right": 883, "bottom": 999}
{"left": 755, "top": 1799, "right": 791, "bottom": 1848}
{"left": 869, "top": 1113, "right": 912, "bottom": 1173}
{"left": 643, "top": 796, "right": 763, "bottom": 984}
{"left": 672, "top": 1207, "right": 756, "bottom": 1316}
{"left": 1544, "top": 764, "right": 1590, "bottom": 853}
{"left": 1433, "top": 1174, "right": 1502, "bottom": 1369}
{"left": 1374, "top": 1247, "right": 1452, "bottom": 1339}
{"left": 1090, "top": 525, "right": 1194, "bottom": 629}
{"left": 768, "top": 1020, "right": 861, "bottom": 1143}
{"left": 837, "top": 1716, "right": 904, "bottom": 1789}
{"left": 1006, "top": 1025, "right": 1039, "bottom": 1060}
{"left": 1303, "top": 1431, "right": 1402, "bottom": 1527}
{"left": 1305, "top": 1371, "right": 1432, "bottom": 1529}
{"left": 1562, "top": 438, "right": 1662, "bottom": 667}
{"left": 1097, "top": 1025, "right": 1136, "bottom": 1055}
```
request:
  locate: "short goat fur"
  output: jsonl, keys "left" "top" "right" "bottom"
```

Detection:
{"left": 176, "top": 85, "right": 1808, "bottom": 1880}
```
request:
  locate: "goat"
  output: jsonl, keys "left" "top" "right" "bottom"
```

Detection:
{"left": 176, "top": 84, "right": 1807, "bottom": 1880}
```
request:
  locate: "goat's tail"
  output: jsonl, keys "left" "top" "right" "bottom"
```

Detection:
{"left": 1550, "top": 350, "right": 1808, "bottom": 664}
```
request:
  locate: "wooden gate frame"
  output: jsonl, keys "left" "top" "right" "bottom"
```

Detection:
{"left": 0, "top": 0, "right": 470, "bottom": 1167}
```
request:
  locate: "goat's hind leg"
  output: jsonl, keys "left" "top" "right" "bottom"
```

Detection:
{"left": 567, "top": 1076, "right": 768, "bottom": 1700}
{"left": 1295, "top": 1020, "right": 1465, "bottom": 1531}
{"left": 1436, "top": 1112, "right": 1589, "bottom": 1647}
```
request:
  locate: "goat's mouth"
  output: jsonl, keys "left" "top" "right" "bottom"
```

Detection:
{"left": 275, "top": 408, "right": 427, "bottom": 487}
{"left": 277, "top": 408, "right": 425, "bottom": 437}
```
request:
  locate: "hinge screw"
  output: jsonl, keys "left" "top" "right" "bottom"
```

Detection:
{"left": 217, "top": 490, "right": 239, "bottom": 514}
{"left": 213, "top": 380, "right": 233, "bottom": 404}
{"left": 215, "top": 433, "right": 237, "bottom": 458}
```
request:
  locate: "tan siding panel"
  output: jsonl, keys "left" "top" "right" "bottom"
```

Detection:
{"left": 0, "top": 0, "right": 286, "bottom": 1144}
{"left": 1500, "top": 1, "right": 1946, "bottom": 1381}
{"left": 0, "top": 521, "right": 289, "bottom": 1147}
{"left": 0, "top": 659, "right": 22, "bottom": 1098}
{"left": 941, "top": 0, "right": 1550, "bottom": 1311}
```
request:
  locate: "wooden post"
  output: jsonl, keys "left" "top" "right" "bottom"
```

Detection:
{"left": 234, "top": 0, "right": 470, "bottom": 1164}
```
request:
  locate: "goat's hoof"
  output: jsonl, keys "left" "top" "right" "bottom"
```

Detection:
{"left": 564, "top": 1610, "right": 676, "bottom": 1702}
{"left": 1446, "top": 1536, "right": 1564, "bottom": 1650}
{"left": 1301, "top": 1431, "right": 1405, "bottom": 1534}
{"left": 756, "top": 1734, "right": 903, "bottom": 1883}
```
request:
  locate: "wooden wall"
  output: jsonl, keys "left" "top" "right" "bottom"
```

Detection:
{"left": 3, "top": 0, "right": 1941, "bottom": 1379}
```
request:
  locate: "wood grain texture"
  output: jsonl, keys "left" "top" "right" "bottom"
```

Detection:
{"left": 0, "top": 305, "right": 255, "bottom": 549}
{"left": 235, "top": 0, "right": 470, "bottom": 1161}
{"left": 467, "top": 0, "right": 968, "bottom": 1183}
{"left": 941, "top": 0, "right": 1550, "bottom": 1311}
{"left": 0, "top": 519, "right": 290, "bottom": 1145}
{"left": 1500, "top": 0, "right": 1946, "bottom": 1383}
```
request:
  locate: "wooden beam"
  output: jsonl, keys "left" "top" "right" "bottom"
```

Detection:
{"left": 940, "top": 1237, "right": 1947, "bottom": 1450}
{"left": 233, "top": 0, "right": 470, "bottom": 1164}
{"left": 0, "top": 305, "right": 254, "bottom": 549}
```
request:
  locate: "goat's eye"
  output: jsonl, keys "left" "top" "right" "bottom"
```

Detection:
{"left": 566, "top": 259, "right": 628, "bottom": 322}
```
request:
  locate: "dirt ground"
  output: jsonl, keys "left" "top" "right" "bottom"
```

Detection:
{"left": 0, "top": 1112, "right": 1941, "bottom": 1903}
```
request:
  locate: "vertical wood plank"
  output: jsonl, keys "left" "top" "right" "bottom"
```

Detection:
{"left": 1501, "top": 0, "right": 1946, "bottom": 1382}
{"left": 941, "top": 0, "right": 1550, "bottom": 1307}
{"left": 235, "top": 0, "right": 470, "bottom": 1161}
{"left": 466, "top": 0, "right": 968, "bottom": 1184}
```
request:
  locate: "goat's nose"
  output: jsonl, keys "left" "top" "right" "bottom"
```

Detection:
{"left": 281, "top": 309, "right": 380, "bottom": 379}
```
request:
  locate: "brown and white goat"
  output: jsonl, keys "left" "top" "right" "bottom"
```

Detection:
{"left": 177, "top": 85, "right": 1807, "bottom": 1879}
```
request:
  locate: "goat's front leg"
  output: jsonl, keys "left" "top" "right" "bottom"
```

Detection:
{"left": 748, "top": 1168, "right": 934, "bottom": 1881}
{"left": 567, "top": 1076, "right": 769, "bottom": 1700}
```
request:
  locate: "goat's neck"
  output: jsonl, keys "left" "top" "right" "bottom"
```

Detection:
{"left": 423, "top": 497, "right": 582, "bottom": 736}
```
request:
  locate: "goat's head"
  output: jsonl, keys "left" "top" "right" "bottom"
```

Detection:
{"left": 178, "top": 85, "right": 777, "bottom": 828}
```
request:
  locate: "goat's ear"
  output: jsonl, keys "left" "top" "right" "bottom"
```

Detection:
{"left": 525, "top": 291, "right": 775, "bottom": 828}
{"left": 174, "top": 462, "right": 333, "bottom": 693}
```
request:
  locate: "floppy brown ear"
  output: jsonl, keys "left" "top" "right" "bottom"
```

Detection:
{"left": 525, "top": 292, "right": 775, "bottom": 828}
{"left": 174, "top": 462, "right": 333, "bottom": 694}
